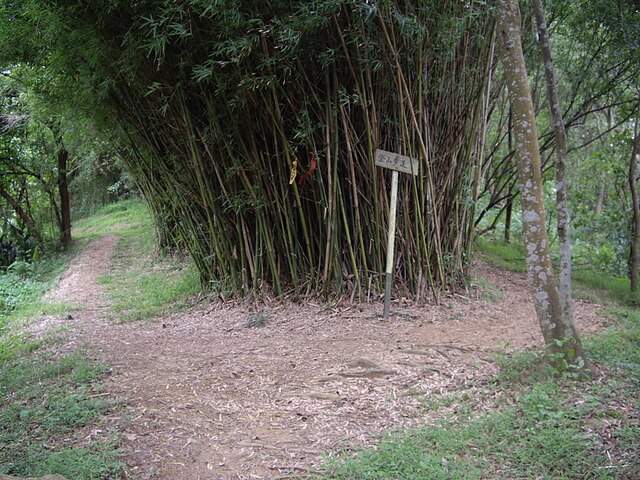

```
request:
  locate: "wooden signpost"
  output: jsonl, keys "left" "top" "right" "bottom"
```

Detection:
{"left": 375, "top": 149, "right": 419, "bottom": 318}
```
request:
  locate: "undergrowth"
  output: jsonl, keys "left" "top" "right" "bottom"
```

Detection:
{"left": 0, "top": 251, "right": 74, "bottom": 361}
{"left": 321, "top": 355, "right": 639, "bottom": 479}
{"left": 573, "top": 270, "right": 640, "bottom": 305}
{"left": 0, "top": 260, "right": 123, "bottom": 479}
{"left": 0, "top": 272, "right": 122, "bottom": 478}
{"left": 0, "top": 347, "right": 123, "bottom": 478}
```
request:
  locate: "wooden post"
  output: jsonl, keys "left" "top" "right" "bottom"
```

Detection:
{"left": 375, "top": 149, "right": 419, "bottom": 318}
{"left": 384, "top": 170, "right": 399, "bottom": 318}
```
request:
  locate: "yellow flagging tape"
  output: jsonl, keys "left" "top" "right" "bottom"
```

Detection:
{"left": 289, "top": 158, "right": 298, "bottom": 185}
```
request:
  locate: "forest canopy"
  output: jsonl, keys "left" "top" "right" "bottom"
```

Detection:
{"left": 0, "top": 0, "right": 638, "bottom": 300}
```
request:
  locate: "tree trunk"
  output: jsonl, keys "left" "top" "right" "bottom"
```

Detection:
{"left": 504, "top": 189, "right": 514, "bottom": 243}
{"left": 496, "top": 0, "right": 589, "bottom": 375}
{"left": 629, "top": 107, "right": 640, "bottom": 292}
{"left": 0, "top": 183, "right": 44, "bottom": 246}
{"left": 57, "top": 145, "right": 72, "bottom": 249}
{"left": 504, "top": 197, "right": 513, "bottom": 243}
{"left": 594, "top": 109, "right": 616, "bottom": 215}
{"left": 532, "top": 0, "right": 574, "bottom": 327}
{"left": 595, "top": 185, "right": 606, "bottom": 215}
{"left": 504, "top": 108, "right": 514, "bottom": 244}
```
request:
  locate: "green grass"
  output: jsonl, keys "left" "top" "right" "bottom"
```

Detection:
{"left": 0, "top": 200, "right": 165, "bottom": 478}
{"left": 573, "top": 269, "right": 640, "bottom": 305}
{"left": 320, "top": 242, "right": 640, "bottom": 480}
{"left": 586, "top": 307, "right": 640, "bottom": 378}
{"left": 476, "top": 235, "right": 640, "bottom": 305}
{"left": 0, "top": 348, "right": 123, "bottom": 478}
{"left": 0, "top": 271, "right": 74, "bottom": 331}
{"left": 0, "top": 252, "right": 122, "bottom": 478}
{"left": 97, "top": 229, "right": 200, "bottom": 322}
{"left": 0, "top": 272, "right": 42, "bottom": 317}
{"left": 327, "top": 410, "right": 601, "bottom": 479}
{"left": 322, "top": 383, "right": 628, "bottom": 479}
{"left": 0, "top": 253, "right": 74, "bottom": 320}
{"left": 73, "top": 199, "right": 201, "bottom": 321}
{"left": 73, "top": 199, "right": 152, "bottom": 240}
{"left": 474, "top": 237, "right": 527, "bottom": 273}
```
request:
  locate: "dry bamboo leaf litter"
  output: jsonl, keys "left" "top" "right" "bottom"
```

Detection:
{"left": 30, "top": 236, "right": 611, "bottom": 479}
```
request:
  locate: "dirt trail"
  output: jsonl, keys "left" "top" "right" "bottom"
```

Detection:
{"left": 44, "top": 237, "right": 608, "bottom": 480}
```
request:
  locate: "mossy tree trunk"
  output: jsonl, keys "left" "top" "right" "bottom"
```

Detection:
{"left": 496, "top": 0, "right": 590, "bottom": 375}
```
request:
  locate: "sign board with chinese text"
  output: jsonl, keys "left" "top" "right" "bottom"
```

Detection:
{"left": 375, "top": 149, "right": 419, "bottom": 176}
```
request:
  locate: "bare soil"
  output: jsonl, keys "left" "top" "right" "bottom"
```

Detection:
{"left": 39, "top": 236, "right": 608, "bottom": 479}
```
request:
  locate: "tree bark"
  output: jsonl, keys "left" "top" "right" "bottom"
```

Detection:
{"left": 629, "top": 106, "right": 640, "bottom": 292}
{"left": 57, "top": 145, "right": 72, "bottom": 249}
{"left": 532, "top": 0, "right": 574, "bottom": 327}
{"left": 595, "top": 185, "right": 606, "bottom": 215}
{"left": 0, "top": 183, "right": 44, "bottom": 246}
{"left": 504, "top": 110, "right": 514, "bottom": 244}
{"left": 504, "top": 195, "right": 513, "bottom": 243}
{"left": 496, "top": 0, "right": 589, "bottom": 375}
{"left": 593, "top": 109, "right": 615, "bottom": 215}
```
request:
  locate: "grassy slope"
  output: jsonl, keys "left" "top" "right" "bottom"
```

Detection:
{"left": 319, "top": 240, "right": 639, "bottom": 479}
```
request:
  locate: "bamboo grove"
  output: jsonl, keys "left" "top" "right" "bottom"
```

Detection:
{"left": 34, "top": 0, "right": 495, "bottom": 299}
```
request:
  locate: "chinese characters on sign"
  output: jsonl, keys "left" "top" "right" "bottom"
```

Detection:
{"left": 375, "top": 149, "right": 419, "bottom": 176}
